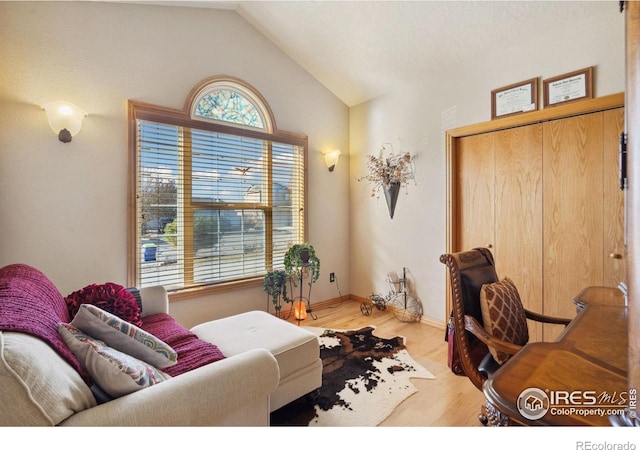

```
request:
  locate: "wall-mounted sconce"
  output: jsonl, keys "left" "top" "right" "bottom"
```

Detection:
{"left": 323, "top": 149, "right": 341, "bottom": 172}
{"left": 42, "top": 101, "right": 87, "bottom": 143}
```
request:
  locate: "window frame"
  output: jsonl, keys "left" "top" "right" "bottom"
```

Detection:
{"left": 127, "top": 77, "right": 308, "bottom": 300}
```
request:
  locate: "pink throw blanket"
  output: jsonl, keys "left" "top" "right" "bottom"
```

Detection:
{"left": 141, "top": 312, "right": 226, "bottom": 377}
{"left": 0, "top": 263, "right": 87, "bottom": 379}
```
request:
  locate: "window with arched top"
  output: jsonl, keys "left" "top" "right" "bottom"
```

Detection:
{"left": 128, "top": 76, "right": 307, "bottom": 297}
{"left": 190, "top": 79, "right": 272, "bottom": 132}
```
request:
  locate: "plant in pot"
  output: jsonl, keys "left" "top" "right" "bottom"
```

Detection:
{"left": 283, "top": 243, "right": 320, "bottom": 321}
{"left": 283, "top": 243, "right": 320, "bottom": 287}
{"left": 263, "top": 270, "right": 287, "bottom": 318}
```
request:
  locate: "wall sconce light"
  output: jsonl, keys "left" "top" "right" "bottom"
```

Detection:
{"left": 323, "top": 149, "right": 341, "bottom": 172}
{"left": 42, "top": 101, "right": 87, "bottom": 143}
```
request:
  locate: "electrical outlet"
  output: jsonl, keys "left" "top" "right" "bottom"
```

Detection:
{"left": 329, "top": 272, "right": 335, "bottom": 283}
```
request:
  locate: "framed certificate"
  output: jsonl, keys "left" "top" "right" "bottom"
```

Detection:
{"left": 543, "top": 67, "right": 593, "bottom": 107}
{"left": 491, "top": 78, "right": 538, "bottom": 119}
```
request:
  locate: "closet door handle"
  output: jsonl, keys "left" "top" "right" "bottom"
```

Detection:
{"left": 609, "top": 253, "right": 622, "bottom": 259}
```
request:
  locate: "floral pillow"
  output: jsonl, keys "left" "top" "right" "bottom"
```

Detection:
{"left": 58, "top": 323, "right": 171, "bottom": 398}
{"left": 65, "top": 283, "right": 142, "bottom": 326}
{"left": 71, "top": 304, "right": 177, "bottom": 368}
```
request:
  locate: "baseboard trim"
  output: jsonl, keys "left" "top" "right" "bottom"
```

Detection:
{"left": 276, "top": 293, "right": 447, "bottom": 330}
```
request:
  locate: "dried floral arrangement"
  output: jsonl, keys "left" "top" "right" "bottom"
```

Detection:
{"left": 358, "top": 144, "right": 416, "bottom": 197}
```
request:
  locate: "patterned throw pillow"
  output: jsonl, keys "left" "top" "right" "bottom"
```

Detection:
{"left": 65, "top": 283, "right": 142, "bottom": 327}
{"left": 71, "top": 304, "right": 177, "bottom": 368}
{"left": 58, "top": 323, "right": 171, "bottom": 398}
{"left": 479, "top": 277, "right": 529, "bottom": 364}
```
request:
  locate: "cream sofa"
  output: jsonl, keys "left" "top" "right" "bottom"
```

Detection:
{"left": 0, "top": 264, "right": 281, "bottom": 426}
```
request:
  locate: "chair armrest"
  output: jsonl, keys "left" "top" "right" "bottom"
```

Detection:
{"left": 60, "top": 348, "right": 279, "bottom": 426}
{"left": 524, "top": 309, "right": 571, "bottom": 326}
{"left": 464, "top": 315, "right": 522, "bottom": 355}
{"left": 138, "top": 286, "right": 169, "bottom": 317}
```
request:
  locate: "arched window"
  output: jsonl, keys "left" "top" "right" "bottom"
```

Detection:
{"left": 128, "top": 76, "right": 307, "bottom": 297}
{"left": 190, "top": 78, "right": 272, "bottom": 132}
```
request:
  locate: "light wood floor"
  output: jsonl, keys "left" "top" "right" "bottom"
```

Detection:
{"left": 286, "top": 299, "right": 487, "bottom": 427}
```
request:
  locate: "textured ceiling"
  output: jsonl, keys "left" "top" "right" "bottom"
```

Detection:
{"left": 122, "top": 1, "right": 621, "bottom": 107}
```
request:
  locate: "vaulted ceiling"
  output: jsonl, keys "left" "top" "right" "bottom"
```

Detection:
{"left": 126, "top": 1, "right": 620, "bottom": 107}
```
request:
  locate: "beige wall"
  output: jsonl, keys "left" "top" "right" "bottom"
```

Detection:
{"left": 0, "top": 2, "right": 350, "bottom": 328}
{"left": 349, "top": 2, "right": 626, "bottom": 324}
{"left": 0, "top": 1, "right": 627, "bottom": 329}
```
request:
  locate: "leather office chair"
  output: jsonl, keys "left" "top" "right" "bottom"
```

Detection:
{"left": 440, "top": 247, "right": 571, "bottom": 425}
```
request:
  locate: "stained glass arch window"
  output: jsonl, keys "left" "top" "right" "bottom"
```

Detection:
{"left": 189, "top": 77, "right": 274, "bottom": 132}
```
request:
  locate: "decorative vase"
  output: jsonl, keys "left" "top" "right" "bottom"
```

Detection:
{"left": 384, "top": 182, "right": 401, "bottom": 219}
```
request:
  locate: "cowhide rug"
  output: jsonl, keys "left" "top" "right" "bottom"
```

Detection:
{"left": 270, "top": 326, "right": 435, "bottom": 426}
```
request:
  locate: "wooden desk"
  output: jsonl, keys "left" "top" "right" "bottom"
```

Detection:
{"left": 483, "top": 286, "right": 628, "bottom": 426}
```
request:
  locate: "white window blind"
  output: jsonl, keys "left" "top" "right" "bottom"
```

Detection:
{"left": 135, "top": 119, "right": 305, "bottom": 291}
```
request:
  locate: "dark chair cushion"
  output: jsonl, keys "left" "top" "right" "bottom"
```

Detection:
{"left": 460, "top": 264, "right": 500, "bottom": 326}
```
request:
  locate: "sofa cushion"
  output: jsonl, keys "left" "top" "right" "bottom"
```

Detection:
{"left": 0, "top": 263, "right": 86, "bottom": 379}
{"left": 191, "top": 310, "right": 319, "bottom": 381}
{"left": 58, "top": 323, "right": 171, "bottom": 398}
{"left": 0, "top": 331, "right": 96, "bottom": 426}
{"left": 65, "top": 282, "right": 143, "bottom": 327}
{"left": 71, "top": 304, "right": 177, "bottom": 368}
{"left": 479, "top": 277, "right": 529, "bottom": 364}
{"left": 141, "top": 313, "right": 226, "bottom": 377}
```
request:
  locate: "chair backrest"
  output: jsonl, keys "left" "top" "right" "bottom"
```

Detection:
{"left": 440, "top": 247, "right": 499, "bottom": 390}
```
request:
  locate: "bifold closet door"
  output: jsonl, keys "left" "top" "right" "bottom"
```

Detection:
{"left": 451, "top": 105, "right": 625, "bottom": 343}
{"left": 456, "top": 132, "right": 494, "bottom": 252}
{"left": 493, "top": 124, "right": 544, "bottom": 343}
{"left": 542, "top": 112, "right": 605, "bottom": 341}
{"left": 456, "top": 125, "right": 544, "bottom": 341}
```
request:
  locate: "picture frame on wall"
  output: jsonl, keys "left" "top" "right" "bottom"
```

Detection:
{"left": 491, "top": 78, "right": 538, "bottom": 119}
{"left": 543, "top": 67, "right": 593, "bottom": 108}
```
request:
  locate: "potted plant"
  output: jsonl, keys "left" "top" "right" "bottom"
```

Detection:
{"left": 263, "top": 270, "right": 287, "bottom": 317}
{"left": 283, "top": 243, "right": 320, "bottom": 323}
{"left": 283, "top": 243, "right": 320, "bottom": 286}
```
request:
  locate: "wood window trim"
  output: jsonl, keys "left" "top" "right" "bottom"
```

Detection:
{"left": 127, "top": 96, "right": 308, "bottom": 300}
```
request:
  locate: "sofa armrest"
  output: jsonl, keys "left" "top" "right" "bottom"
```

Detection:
{"left": 138, "top": 286, "right": 169, "bottom": 317}
{"left": 59, "top": 348, "right": 279, "bottom": 426}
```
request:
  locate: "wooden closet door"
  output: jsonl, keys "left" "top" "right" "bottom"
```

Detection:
{"left": 493, "top": 124, "right": 544, "bottom": 342}
{"left": 603, "top": 107, "right": 626, "bottom": 287}
{"left": 456, "top": 132, "right": 494, "bottom": 251}
{"left": 543, "top": 112, "right": 604, "bottom": 341}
